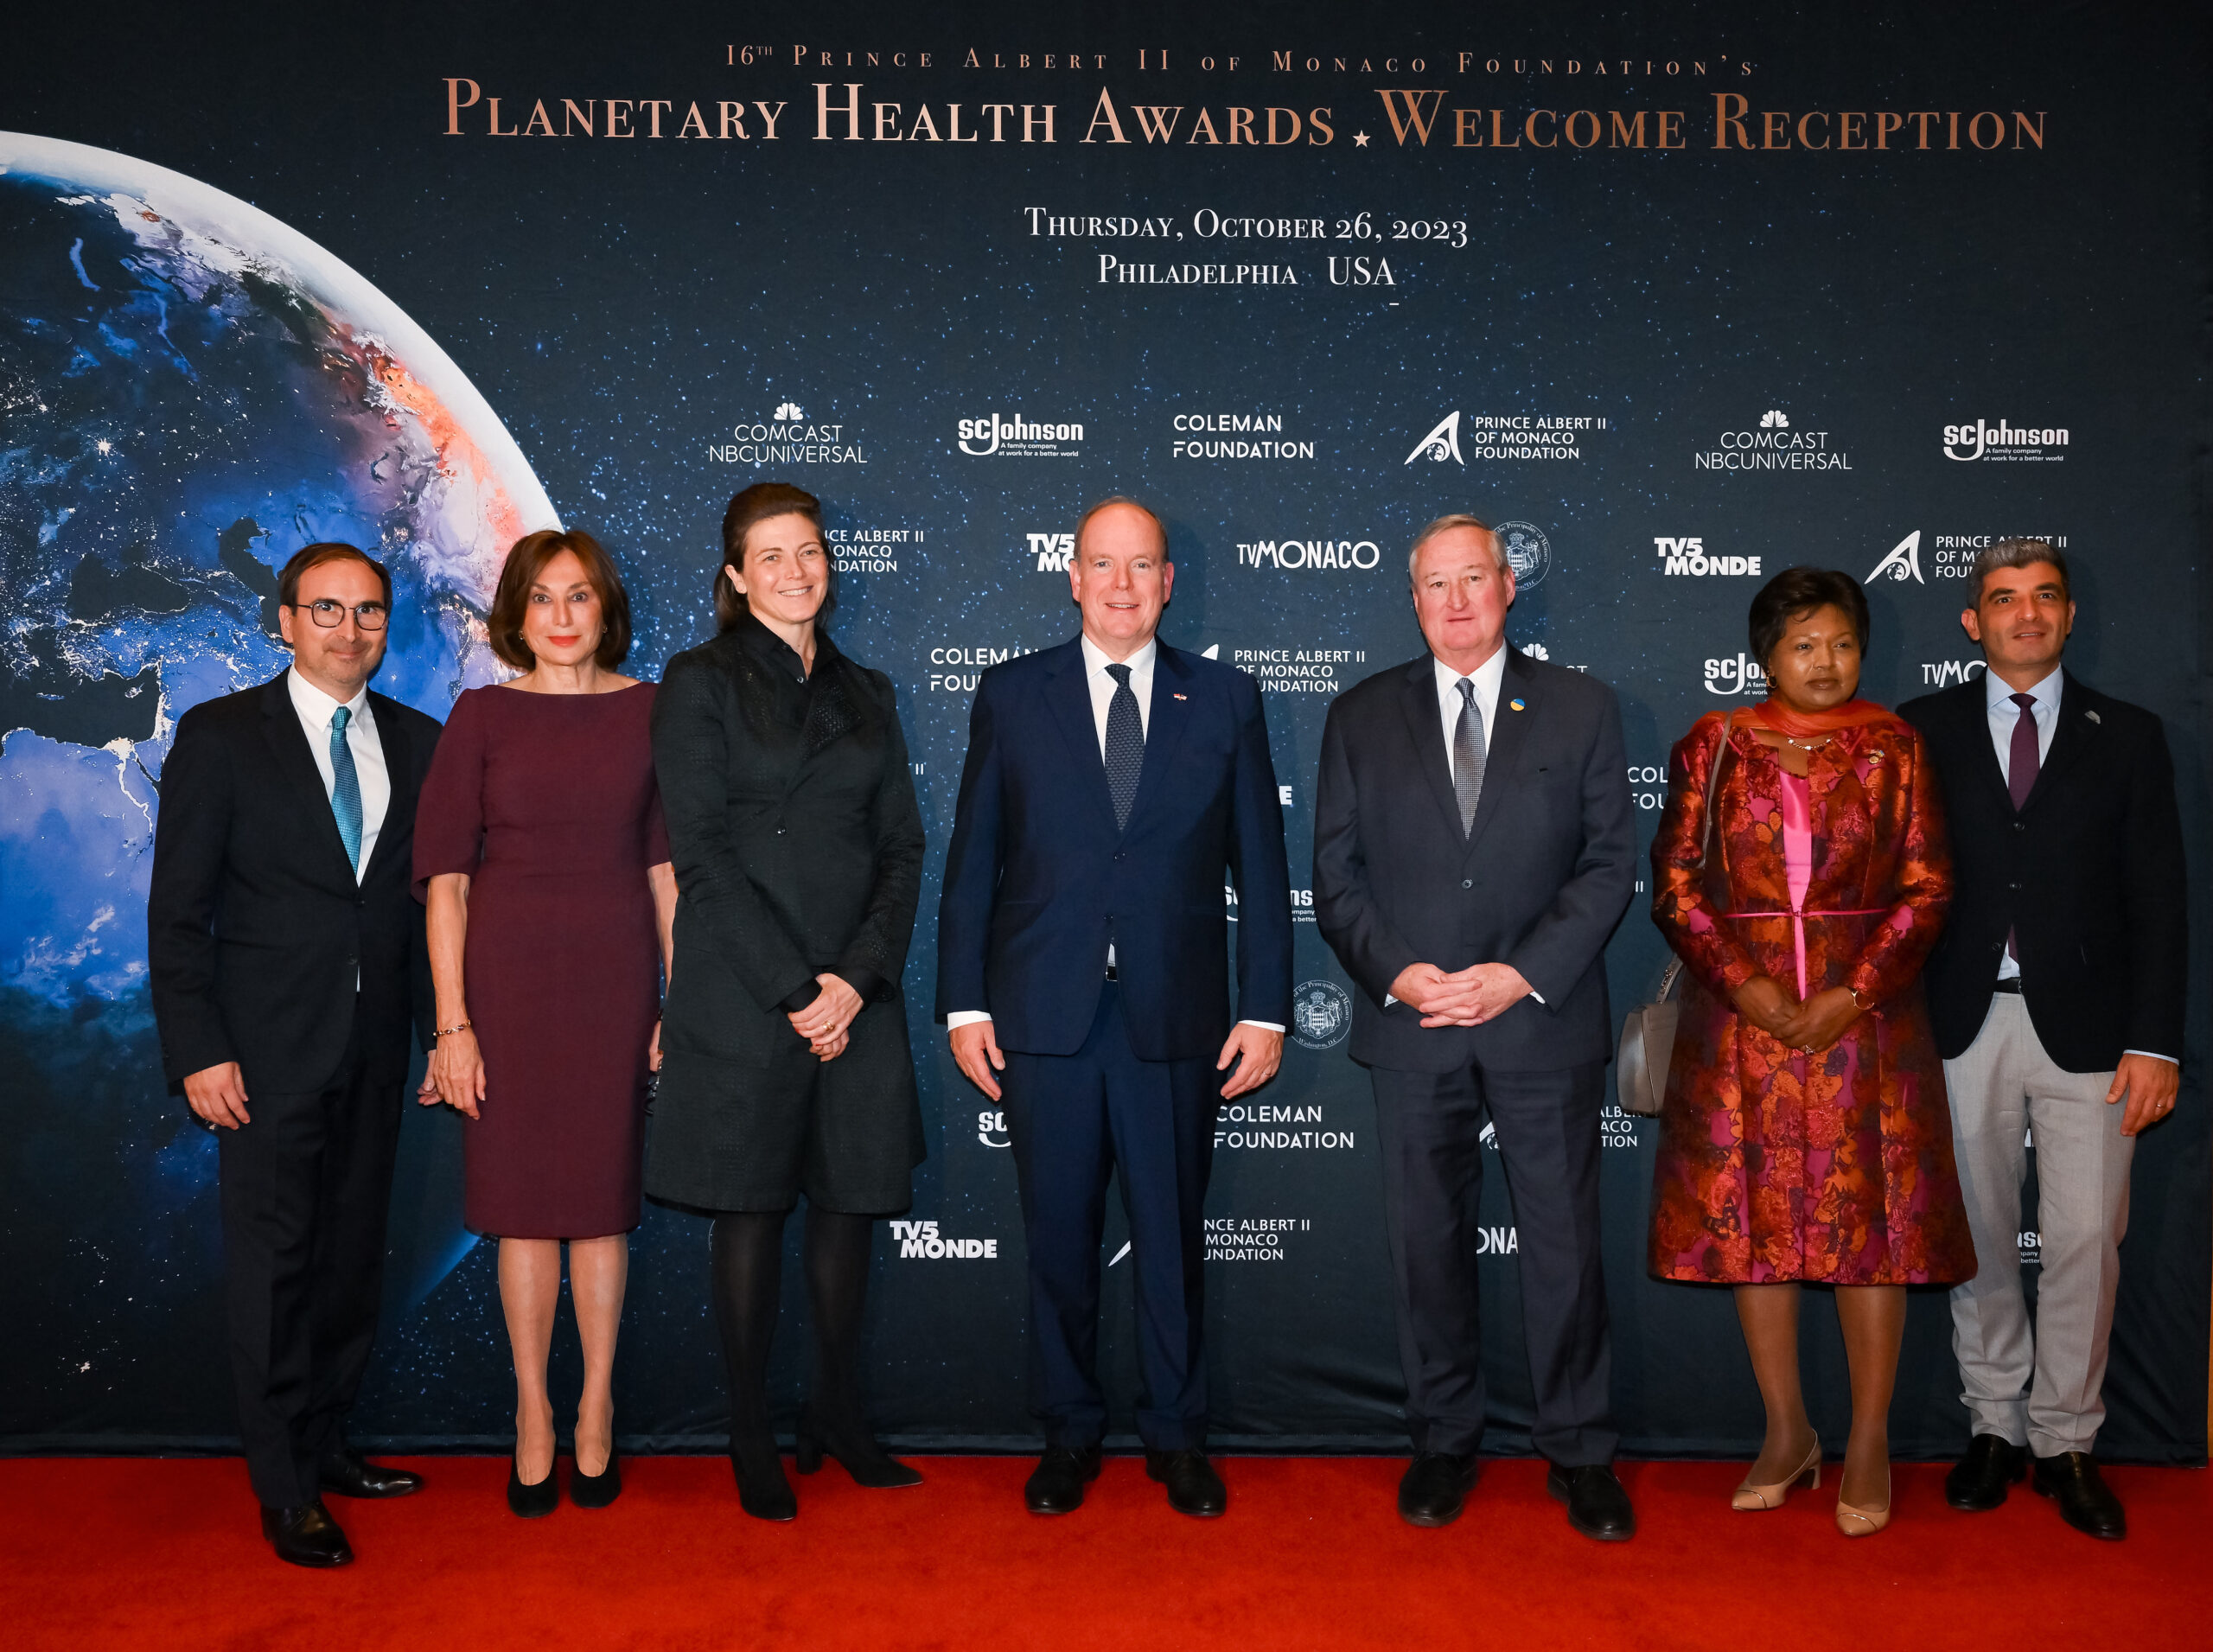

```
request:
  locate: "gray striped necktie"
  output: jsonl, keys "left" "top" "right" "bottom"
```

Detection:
{"left": 1453, "top": 677, "right": 1486, "bottom": 834}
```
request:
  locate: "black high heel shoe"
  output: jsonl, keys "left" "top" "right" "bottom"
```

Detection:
{"left": 730, "top": 1438, "right": 797, "bottom": 1521}
{"left": 570, "top": 1443, "right": 622, "bottom": 1509}
{"left": 794, "top": 1401, "right": 924, "bottom": 1489}
{"left": 507, "top": 1450, "right": 559, "bottom": 1519}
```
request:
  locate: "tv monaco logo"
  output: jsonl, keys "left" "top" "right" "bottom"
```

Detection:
{"left": 1290, "top": 980, "right": 1352, "bottom": 1050}
{"left": 891, "top": 1220, "right": 998, "bottom": 1260}
{"left": 1403, "top": 408, "right": 1607, "bottom": 464}
{"left": 1920, "top": 660, "right": 1988, "bottom": 686}
{"left": 1942, "top": 419, "right": 2070, "bottom": 462}
{"left": 1655, "top": 537, "right": 1763, "bottom": 577}
{"left": 1235, "top": 535, "right": 1381, "bottom": 572}
{"left": 956, "top": 413, "right": 1086, "bottom": 457}
{"left": 1496, "top": 521, "right": 1553, "bottom": 589}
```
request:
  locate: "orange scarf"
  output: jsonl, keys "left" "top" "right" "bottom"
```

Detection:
{"left": 1743, "top": 696, "right": 1894, "bottom": 739}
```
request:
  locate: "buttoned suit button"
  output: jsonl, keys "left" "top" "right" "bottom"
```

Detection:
{"left": 1461, "top": 879, "right": 1472, "bottom": 889}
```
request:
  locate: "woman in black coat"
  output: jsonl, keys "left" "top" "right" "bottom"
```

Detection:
{"left": 647, "top": 482, "right": 925, "bottom": 1521}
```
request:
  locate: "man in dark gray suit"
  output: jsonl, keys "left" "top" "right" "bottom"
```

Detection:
{"left": 1313, "top": 514, "right": 1636, "bottom": 1539}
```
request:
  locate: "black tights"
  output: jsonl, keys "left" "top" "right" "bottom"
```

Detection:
{"left": 710, "top": 1207, "right": 877, "bottom": 1460}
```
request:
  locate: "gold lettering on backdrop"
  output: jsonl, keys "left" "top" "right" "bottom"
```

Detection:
{"left": 1082, "top": 87, "right": 1130, "bottom": 143}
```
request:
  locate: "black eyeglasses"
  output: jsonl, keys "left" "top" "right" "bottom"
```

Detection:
{"left": 290, "top": 599, "right": 389, "bottom": 631}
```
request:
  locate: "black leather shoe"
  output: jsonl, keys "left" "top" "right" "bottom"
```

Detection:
{"left": 1024, "top": 1444, "right": 1103, "bottom": 1515}
{"left": 570, "top": 1445, "right": 622, "bottom": 1509}
{"left": 1945, "top": 1434, "right": 2028, "bottom": 1511}
{"left": 261, "top": 1501, "right": 354, "bottom": 1568}
{"left": 1547, "top": 1462, "right": 1636, "bottom": 1542}
{"left": 507, "top": 1451, "right": 559, "bottom": 1519}
{"left": 1145, "top": 1448, "right": 1228, "bottom": 1518}
{"left": 2032, "top": 1451, "right": 2127, "bottom": 1540}
{"left": 730, "top": 1446, "right": 797, "bottom": 1521}
{"left": 794, "top": 1402, "right": 924, "bottom": 1489}
{"left": 1398, "top": 1451, "right": 1480, "bottom": 1527}
{"left": 319, "top": 1448, "right": 424, "bottom": 1500}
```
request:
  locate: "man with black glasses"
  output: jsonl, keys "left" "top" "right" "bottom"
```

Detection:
{"left": 150, "top": 543, "right": 443, "bottom": 1566}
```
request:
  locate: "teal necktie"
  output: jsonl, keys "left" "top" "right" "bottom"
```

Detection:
{"left": 329, "top": 705, "right": 363, "bottom": 872}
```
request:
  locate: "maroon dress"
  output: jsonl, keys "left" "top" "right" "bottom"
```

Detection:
{"left": 413, "top": 683, "right": 669, "bottom": 1238}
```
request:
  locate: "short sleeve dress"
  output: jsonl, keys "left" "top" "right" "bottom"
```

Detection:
{"left": 412, "top": 683, "right": 669, "bottom": 1239}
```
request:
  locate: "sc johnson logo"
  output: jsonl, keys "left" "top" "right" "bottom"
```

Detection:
{"left": 890, "top": 1220, "right": 998, "bottom": 1260}
{"left": 1655, "top": 537, "right": 1762, "bottom": 577}
{"left": 1865, "top": 530, "right": 2070, "bottom": 585}
{"left": 956, "top": 413, "right": 1085, "bottom": 457}
{"left": 1703, "top": 652, "right": 1769, "bottom": 695}
{"left": 1235, "top": 535, "right": 1381, "bottom": 571}
{"left": 1942, "top": 419, "right": 2070, "bottom": 462}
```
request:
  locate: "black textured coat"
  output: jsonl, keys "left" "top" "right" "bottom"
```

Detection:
{"left": 645, "top": 616, "right": 925, "bottom": 1212}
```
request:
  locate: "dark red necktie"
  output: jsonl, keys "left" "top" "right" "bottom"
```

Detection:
{"left": 2007, "top": 692, "right": 2040, "bottom": 809}
{"left": 2006, "top": 692, "right": 2038, "bottom": 962}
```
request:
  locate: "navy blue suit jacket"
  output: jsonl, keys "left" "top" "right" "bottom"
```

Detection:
{"left": 935, "top": 638, "right": 1294, "bottom": 1061}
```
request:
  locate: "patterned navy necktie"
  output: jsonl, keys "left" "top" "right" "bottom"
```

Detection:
{"left": 329, "top": 704, "right": 364, "bottom": 873}
{"left": 1452, "top": 677, "right": 1487, "bottom": 834}
{"left": 1104, "top": 662, "right": 1145, "bottom": 831}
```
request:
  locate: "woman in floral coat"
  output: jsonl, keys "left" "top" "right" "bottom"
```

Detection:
{"left": 1649, "top": 566, "right": 1976, "bottom": 1538}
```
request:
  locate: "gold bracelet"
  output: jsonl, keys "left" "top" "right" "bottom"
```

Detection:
{"left": 436, "top": 1020, "right": 472, "bottom": 1037}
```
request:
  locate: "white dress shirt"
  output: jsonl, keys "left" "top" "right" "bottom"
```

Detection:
{"left": 287, "top": 667, "right": 388, "bottom": 883}
{"left": 1432, "top": 645, "right": 1508, "bottom": 780}
{"left": 1983, "top": 664, "right": 2171, "bottom": 1063}
{"left": 949, "top": 635, "right": 1281, "bottom": 1035}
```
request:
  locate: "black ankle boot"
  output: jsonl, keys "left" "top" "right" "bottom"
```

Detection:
{"left": 794, "top": 1400, "right": 923, "bottom": 1489}
{"left": 730, "top": 1432, "right": 796, "bottom": 1521}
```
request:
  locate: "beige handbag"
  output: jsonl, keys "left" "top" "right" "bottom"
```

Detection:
{"left": 1616, "top": 711, "right": 1732, "bottom": 1117}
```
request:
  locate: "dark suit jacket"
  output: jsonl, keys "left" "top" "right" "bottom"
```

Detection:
{"left": 148, "top": 673, "right": 441, "bottom": 1092}
{"left": 1313, "top": 648, "right": 1636, "bottom": 1074}
{"left": 1899, "top": 673, "right": 2186, "bottom": 1070}
{"left": 936, "top": 637, "right": 1294, "bottom": 1061}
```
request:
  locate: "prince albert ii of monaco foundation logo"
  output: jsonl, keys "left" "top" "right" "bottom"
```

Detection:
{"left": 1291, "top": 981, "right": 1352, "bottom": 1050}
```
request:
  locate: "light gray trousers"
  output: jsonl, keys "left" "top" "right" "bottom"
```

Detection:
{"left": 1943, "top": 993, "right": 2133, "bottom": 1457}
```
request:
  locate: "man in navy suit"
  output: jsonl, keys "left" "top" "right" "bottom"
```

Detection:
{"left": 939, "top": 497, "right": 1293, "bottom": 1518}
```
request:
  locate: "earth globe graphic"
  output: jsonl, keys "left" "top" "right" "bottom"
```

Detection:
{"left": 0, "top": 132, "right": 556, "bottom": 1386}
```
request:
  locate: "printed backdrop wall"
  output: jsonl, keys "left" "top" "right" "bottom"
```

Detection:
{"left": 3, "top": 1, "right": 2206, "bottom": 1461}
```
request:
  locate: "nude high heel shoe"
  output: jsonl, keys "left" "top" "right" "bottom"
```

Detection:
{"left": 1835, "top": 1466, "right": 1892, "bottom": 1537}
{"left": 1732, "top": 1438, "right": 1822, "bottom": 1511}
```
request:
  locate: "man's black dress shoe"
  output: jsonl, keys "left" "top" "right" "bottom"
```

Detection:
{"left": 1024, "top": 1444, "right": 1103, "bottom": 1515}
{"left": 1145, "top": 1448, "right": 1228, "bottom": 1518}
{"left": 1398, "top": 1451, "right": 1480, "bottom": 1528}
{"left": 1945, "top": 1434, "right": 2028, "bottom": 1511}
{"left": 2032, "top": 1451, "right": 2127, "bottom": 1540}
{"left": 319, "top": 1449, "right": 424, "bottom": 1500}
{"left": 261, "top": 1501, "right": 354, "bottom": 1568}
{"left": 1547, "top": 1463, "right": 1636, "bottom": 1542}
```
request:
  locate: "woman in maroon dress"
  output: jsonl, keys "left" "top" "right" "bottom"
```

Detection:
{"left": 1649, "top": 568, "right": 1974, "bottom": 1537}
{"left": 415, "top": 529, "right": 674, "bottom": 1517}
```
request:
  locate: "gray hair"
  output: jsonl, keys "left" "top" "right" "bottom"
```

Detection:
{"left": 1407, "top": 513, "right": 1503, "bottom": 577}
{"left": 1970, "top": 539, "right": 2070, "bottom": 603}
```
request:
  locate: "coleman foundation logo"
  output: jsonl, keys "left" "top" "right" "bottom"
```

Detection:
{"left": 891, "top": 1220, "right": 998, "bottom": 1260}
{"left": 1655, "top": 537, "right": 1762, "bottom": 577}
{"left": 956, "top": 413, "right": 1086, "bottom": 456}
{"left": 1695, "top": 409, "right": 1849, "bottom": 471}
{"left": 1170, "top": 410, "right": 1316, "bottom": 462}
{"left": 1942, "top": 419, "right": 2070, "bottom": 462}
{"left": 1290, "top": 980, "right": 1352, "bottom": 1049}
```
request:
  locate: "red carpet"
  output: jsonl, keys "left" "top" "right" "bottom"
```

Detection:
{"left": 5, "top": 1456, "right": 2207, "bottom": 1649}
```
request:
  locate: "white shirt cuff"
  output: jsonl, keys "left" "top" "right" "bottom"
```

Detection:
{"left": 2121, "top": 1049, "right": 2179, "bottom": 1067}
{"left": 1239, "top": 1021, "right": 1285, "bottom": 1034}
{"left": 946, "top": 1011, "right": 992, "bottom": 1030}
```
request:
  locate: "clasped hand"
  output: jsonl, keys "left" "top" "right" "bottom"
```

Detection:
{"left": 1733, "top": 976, "right": 1862, "bottom": 1052}
{"left": 788, "top": 973, "right": 861, "bottom": 1062}
{"left": 1390, "top": 961, "right": 1533, "bottom": 1028}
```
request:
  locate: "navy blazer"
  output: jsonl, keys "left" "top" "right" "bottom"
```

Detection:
{"left": 935, "top": 638, "right": 1294, "bottom": 1061}
{"left": 1312, "top": 648, "right": 1636, "bottom": 1074}
{"left": 1899, "top": 673, "right": 2186, "bottom": 1070}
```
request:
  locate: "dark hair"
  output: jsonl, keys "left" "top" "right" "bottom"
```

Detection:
{"left": 278, "top": 542, "right": 392, "bottom": 609}
{"left": 487, "top": 529, "right": 632, "bottom": 670}
{"left": 1748, "top": 567, "right": 1870, "bottom": 668}
{"left": 717, "top": 482, "right": 829, "bottom": 631}
{"left": 1074, "top": 496, "right": 1170, "bottom": 561}
{"left": 1971, "top": 538, "right": 2070, "bottom": 604}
